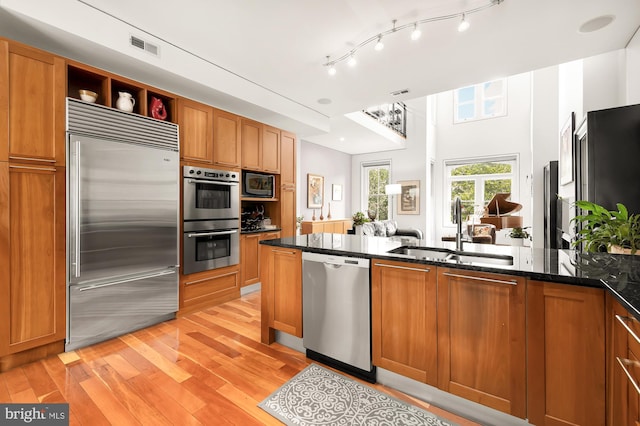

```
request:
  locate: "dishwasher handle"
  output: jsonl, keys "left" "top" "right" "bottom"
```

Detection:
{"left": 302, "top": 251, "right": 370, "bottom": 268}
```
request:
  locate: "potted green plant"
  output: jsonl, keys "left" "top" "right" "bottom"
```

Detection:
{"left": 352, "top": 211, "right": 370, "bottom": 235}
{"left": 572, "top": 201, "right": 640, "bottom": 254}
{"left": 508, "top": 226, "right": 531, "bottom": 246}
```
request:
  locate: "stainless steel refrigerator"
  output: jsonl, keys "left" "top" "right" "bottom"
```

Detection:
{"left": 66, "top": 98, "right": 180, "bottom": 351}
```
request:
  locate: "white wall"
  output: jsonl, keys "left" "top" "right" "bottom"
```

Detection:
{"left": 531, "top": 67, "right": 560, "bottom": 248}
{"left": 583, "top": 50, "right": 626, "bottom": 113}
{"left": 433, "top": 73, "right": 533, "bottom": 243}
{"left": 626, "top": 28, "right": 640, "bottom": 104}
{"left": 298, "top": 140, "right": 352, "bottom": 222}
{"left": 350, "top": 98, "right": 428, "bottom": 234}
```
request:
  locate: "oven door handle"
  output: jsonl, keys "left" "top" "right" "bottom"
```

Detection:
{"left": 186, "top": 178, "right": 238, "bottom": 186}
{"left": 186, "top": 230, "right": 238, "bottom": 238}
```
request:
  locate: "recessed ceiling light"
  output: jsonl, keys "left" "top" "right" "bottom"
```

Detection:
{"left": 578, "top": 15, "right": 615, "bottom": 33}
{"left": 339, "top": 137, "right": 345, "bottom": 142}
{"left": 317, "top": 98, "right": 332, "bottom": 105}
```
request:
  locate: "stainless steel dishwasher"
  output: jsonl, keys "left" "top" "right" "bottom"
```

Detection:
{"left": 302, "top": 251, "right": 375, "bottom": 382}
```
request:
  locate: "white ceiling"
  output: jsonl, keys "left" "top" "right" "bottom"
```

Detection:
{"left": 1, "top": 0, "right": 639, "bottom": 154}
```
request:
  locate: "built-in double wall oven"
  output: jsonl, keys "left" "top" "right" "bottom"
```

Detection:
{"left": 183, "top": 166, "right": 240, "bottom": 274}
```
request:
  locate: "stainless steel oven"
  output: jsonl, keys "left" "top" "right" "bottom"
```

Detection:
{"left": 183, "top": 165, "right": 240, "bottom": 274}
{"left": 183, "top": 219, "right": 239, "bottom": 274}
{"left": 183, "top": 166, "right": 240, "bottom": 221}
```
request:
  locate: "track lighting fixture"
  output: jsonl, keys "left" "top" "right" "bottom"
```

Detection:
{"left": 374, "top": 35, "right": 384, "bottom": 51}
{"left": 347, "top": 53, "right": 357, "bottom": 67}
{"left": 458, "top": 13, "right": 470, "bottom": 32}
{"left": 322, "top": 0, "right": 503, "bottom": 76}
{"left": 410, "top": 23, "right": 422, "bottom": 41}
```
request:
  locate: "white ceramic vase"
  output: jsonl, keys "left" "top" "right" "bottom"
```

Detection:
{"left": 116, "top": 91, "right": 135, "bottom": 112}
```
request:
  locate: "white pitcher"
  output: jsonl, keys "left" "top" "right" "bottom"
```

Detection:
{"left": 116, "top": 92, "right": 135, "bottom": 112}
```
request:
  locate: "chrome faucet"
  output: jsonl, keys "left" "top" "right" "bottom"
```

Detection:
{"left": 454, "top": 197, "right": 464, "bottom": 251}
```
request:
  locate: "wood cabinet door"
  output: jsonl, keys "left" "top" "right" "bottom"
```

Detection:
{"left": 177, "top": 98, "right": 212, "bottom": 163}
{"left": 437, "top": 268, "right": 526, "bottom": 418}
{"left": 372, "top": 259, "right": 437, "bottom": 385}
{"left": 527, "top": 280, "right": 605, "bottom": 426}
{"left": 280, "top": 187, "right": 296, "bottom": 238}
{"left": 607, "top": 294, "right": 631, "bottom": 426}
{"left": 261, "top": 246, "right": 301, "bottom": 339}
{"left": 241, "top": 234, "right": 261, "bottom": 287}
{"left": 280, "top": 131, "right": 296, "bottom": 186}
{"left": 262, "top": 125, "right": 280, "bottom": 173}
{"left": 212, "top": 109, "right": 241, "bottom": 168}
{"left": 0, "top": 163, "right": 65, "bottom": 356}
{"left": 2, "top": 42, "right": 65, "bottom": 165}
{"left": 627, "top": 346, "right": 640, "bottom": 426}
{"left": 241, "top": 119, "right": 262, "bottom": 171}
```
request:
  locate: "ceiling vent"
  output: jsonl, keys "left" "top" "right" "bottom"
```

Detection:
{"left": 130, "top": 35, "right": 159, "bottom": 57}
{"left": 390, "top": 89, "right": 409, "bottom": 96}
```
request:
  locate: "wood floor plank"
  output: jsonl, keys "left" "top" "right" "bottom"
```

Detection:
{"left": 216, "top": 382, "right": 283, "bottom": 425}
{"left": 40, "top": 355, "right": 111, "bottom": 426}
{"left": 147, "top": 370, "right": 207, "bottom": 414}
{"left": 120, "top": 334, "right": 191, "bottom": 383}
{"left": 126, "top": 374, "right": 202, "bottom": 426}
{"left": 22, "top": 359, "right": 60, "bottom": 400}
{"left": 2, "top": 366, "right": 31, "bottom": 397}
{"left": 79, "top": 376, "right": 141, "bottom": 425}
{"left": 91, "top": 363, "right": 172, "bottom": 426}
{"left": 0, "top": 372, "right": 12, "bottom": 402}
{"left": 103, "top": 353, "right": 140, "bottom": 380}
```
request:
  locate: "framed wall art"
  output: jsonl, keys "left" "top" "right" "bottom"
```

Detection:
{"left": 307, "top": 174, "right": 324, "bottom": 208}
{"left": 560, "top": 112, "right": 575, "bottom": 185}
{"left": 397, "top": 180, "right": 420, "bottom": 215}
{"left": 332, "top": 184, "right": 342, "bottom": 201}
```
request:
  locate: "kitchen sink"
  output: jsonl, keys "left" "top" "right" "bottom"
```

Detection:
{"left": 387, "top": 246, "right": 514, "bottom": 266}
{"left": 386, "top": 246, "right": 452, "bottom": 260}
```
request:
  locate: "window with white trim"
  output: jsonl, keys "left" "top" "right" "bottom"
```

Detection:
{"left": 454, "top": 79, "right": 507, "bottom": 123}
{"left": 444, "top": 156, "right": 518, "bottom": 226}
{"left": 361, "top": 162, "right": 390, "bottom": 221}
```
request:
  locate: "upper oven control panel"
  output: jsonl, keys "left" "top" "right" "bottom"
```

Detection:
{"left": 183, "top": 166, "right": 239, "bottom": 182}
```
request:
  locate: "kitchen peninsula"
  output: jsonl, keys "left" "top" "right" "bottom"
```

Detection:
{"left": 259, "top": 233, "right": 640, "bottom": 426}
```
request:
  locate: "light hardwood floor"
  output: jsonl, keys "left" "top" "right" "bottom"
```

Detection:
{"left": 0, "top": 291, "right": 477, "bottom": 425}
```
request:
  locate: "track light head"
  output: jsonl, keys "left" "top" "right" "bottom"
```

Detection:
{"left": 458, "top": 13, "right": 470, "bottom": 32}
{"left": 411, "top": 23, "right": 422, "bottom": 40}
{"left": 347, "top": 53, "right": 357, "bottom": 67}
{"left": 374, "top": 35, "right": 384, "bottom": 51}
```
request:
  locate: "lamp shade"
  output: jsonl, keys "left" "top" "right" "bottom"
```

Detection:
{"left": 385, "top": 184, "right": 402, "bottom": 195}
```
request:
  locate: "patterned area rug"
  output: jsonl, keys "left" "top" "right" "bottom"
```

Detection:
{"left": 259, "top": 364, "right": 458, "bottom": 426}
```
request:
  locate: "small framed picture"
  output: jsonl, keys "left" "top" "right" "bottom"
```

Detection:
{"left": 332, "top": 184, "right": 342, "bottom": 201}
{"left": 307, "top": 174, "right": 324, "bottom": 208}
{"left": 560, "top": 112, "right": 575, "bottom": 185}
{"left": 397, "top": 180, "right": 420, "bottom": 215}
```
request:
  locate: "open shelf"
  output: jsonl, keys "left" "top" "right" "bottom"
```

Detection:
{"left": 66, "top": 62, "right": 178, "bottom": 123}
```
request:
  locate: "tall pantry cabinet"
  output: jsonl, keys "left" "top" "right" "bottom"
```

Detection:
{"left": 0, "top": 39, "right": 67, "bottom": 371}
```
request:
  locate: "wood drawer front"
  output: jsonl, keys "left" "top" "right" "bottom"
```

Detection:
{"left": 183, "top": 270, "right": 239, "bottom": 304}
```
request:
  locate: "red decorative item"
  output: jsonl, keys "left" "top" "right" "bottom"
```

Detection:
{"left": 150, "top": 96, "right": 167, "bottom": 121}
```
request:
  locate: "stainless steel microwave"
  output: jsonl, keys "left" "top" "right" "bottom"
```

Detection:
{"left": 242, "top": 171, "right": 275, "bottom": 198}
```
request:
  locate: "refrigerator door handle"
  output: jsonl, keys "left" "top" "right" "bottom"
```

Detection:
{"left": 77, "top": 268, "right": 177, "bottom": 292}
{"left": 72, "top": 140, "right": 81, "bottom": 278}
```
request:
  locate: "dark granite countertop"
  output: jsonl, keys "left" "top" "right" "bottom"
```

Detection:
{"left": 260, "top": 233, "right": 640, "bottom": 319}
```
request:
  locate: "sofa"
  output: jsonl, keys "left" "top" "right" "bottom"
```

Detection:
{"left": 348, "top": 220, "right": 423, "bottom": 240}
